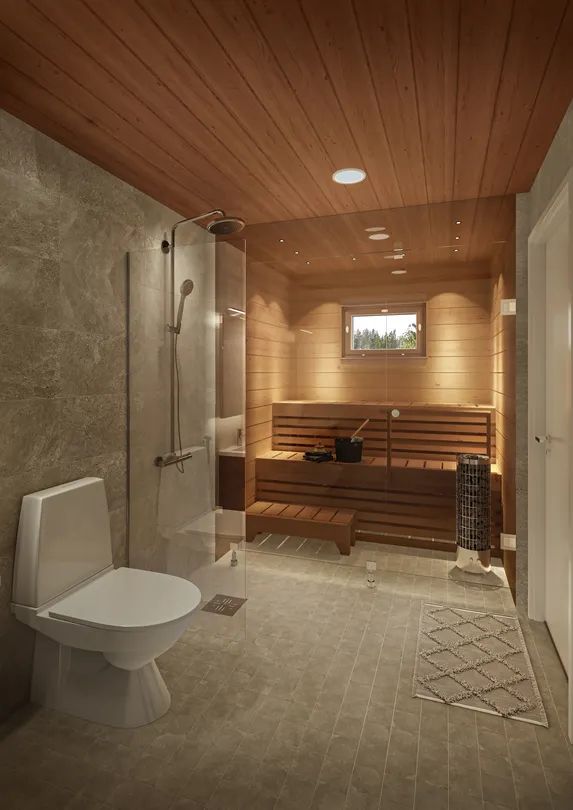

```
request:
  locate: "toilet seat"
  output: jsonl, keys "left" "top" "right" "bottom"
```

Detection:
{"left": 48, "top": 567, "right": 201, "bottom": 632}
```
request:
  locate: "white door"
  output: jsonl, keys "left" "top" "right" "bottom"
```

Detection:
{"left": 545, "top": 214, "right": 571, "bottom": 675}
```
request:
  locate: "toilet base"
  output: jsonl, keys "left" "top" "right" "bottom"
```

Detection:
{"left": 31, "top": 633, "right": 171, "bottom": 728}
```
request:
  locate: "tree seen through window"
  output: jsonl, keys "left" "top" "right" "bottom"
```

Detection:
{"left": 352, "top": 314, "right": 417, "bottom": 351}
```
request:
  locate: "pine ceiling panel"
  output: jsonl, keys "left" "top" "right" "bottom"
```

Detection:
{"left": 0, "top": 0, "right": 570, "bottom": 224}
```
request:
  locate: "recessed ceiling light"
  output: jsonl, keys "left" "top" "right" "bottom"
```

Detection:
{"left": 455, "top": 235, "right": 460, "bottom": 240}
{"left": 455, "top": 220, "right": 462, "bottom": 225}
{"left": 453, "top": 248, "right": 459, "bottom": 253}
{"left": 380, "top": 308, "right": 389, "bottom": 313}
{"left": 306, "top": 261, "right": 311, "bottom": 265}
{"left": 279, "top": 238, "right": 284, "bottom": 243}
{"left": 294, "top": 250, "right": 299, "bottom": 255}
{"left": 352, "top": 257, "right": 357, "bottom": 261}
{"left": 368, "top": 233, "right": 390, "bottom": 241}
{"left": 391, "top": 269, "right": 407, "bottom": 275}
{"left": 364, "top": 226, "right": 386, "bottom": 232}
{"left": 332, "top": 167, "right": 367, "bottom": 185}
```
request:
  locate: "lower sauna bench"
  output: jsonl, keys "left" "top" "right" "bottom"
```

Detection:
{"left": 246, "top": 501, "right": 356, "bottom": 556}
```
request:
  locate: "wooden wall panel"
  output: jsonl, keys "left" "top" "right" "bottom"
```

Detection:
{"left": 290, "top": 275, "right": 494, "bottom": 406}
{"left": 245, "top": 264, "right": 295, "bottom": 504}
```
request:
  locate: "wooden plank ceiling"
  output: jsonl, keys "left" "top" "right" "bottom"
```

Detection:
{"left": 245, "top": 195, "right": 516, "bottom": 280}
{"left": 0, "top": 0, "right": 571, "bottom": 226}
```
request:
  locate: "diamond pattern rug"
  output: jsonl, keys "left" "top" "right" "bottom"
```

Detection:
{"left": 413, "top": 603, "right": 548, "bottom": 726}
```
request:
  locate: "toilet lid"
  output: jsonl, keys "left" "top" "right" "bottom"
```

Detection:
{"left": 48, "top": 567, "right": 202, "bottom": 631}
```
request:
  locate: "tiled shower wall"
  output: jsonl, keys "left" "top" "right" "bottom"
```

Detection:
{"left": 0, "top": 110, "right": 179, "bottom": 719}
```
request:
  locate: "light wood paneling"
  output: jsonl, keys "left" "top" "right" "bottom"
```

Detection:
{"left": 290, "top": 276, "right": 493, "bottom": 405}
{"left": 245, "top": 263, "right": 295, "bottom": 504}
{"left": 0, "top": 2, "right": 571, "bottom": 223}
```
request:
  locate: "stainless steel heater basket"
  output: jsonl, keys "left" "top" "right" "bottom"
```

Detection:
{"left": 456, "top": 453, "right": 491, "bottom": 552}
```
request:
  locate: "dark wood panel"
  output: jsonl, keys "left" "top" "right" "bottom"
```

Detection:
{"left": 272, "top": 401, "right": 495, "bottom": 462}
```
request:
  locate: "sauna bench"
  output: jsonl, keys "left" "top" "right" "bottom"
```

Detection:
{"left": 246, "top": 500, "right": 356, "bottom": 555}
{"left": 272, "top": 401, "right": 497, "bottom": 462}
{"left": 251, "top": 450, "right": 502, "bottom": 551}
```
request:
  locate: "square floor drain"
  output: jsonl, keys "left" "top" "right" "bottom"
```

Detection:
{"left": 202, "top": 594, "right": 247, "bottom": 616}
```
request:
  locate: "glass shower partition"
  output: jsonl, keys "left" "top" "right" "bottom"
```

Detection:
{"left": 128, "top": 222, "right": 246, "bottom": 641}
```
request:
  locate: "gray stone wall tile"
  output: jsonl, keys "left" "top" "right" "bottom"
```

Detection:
{"left": 0, "top": 108, "right": 178, "bottom": 720}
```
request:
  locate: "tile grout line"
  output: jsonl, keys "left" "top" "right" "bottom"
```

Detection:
{"left": 305, "top": 584, "right": 377, "bottom": 807}
{"left": 375, "top": 593, "right": 415, "bottom": 810}
{"left": 339, "top": 583, "right": 393, "bottom": 807}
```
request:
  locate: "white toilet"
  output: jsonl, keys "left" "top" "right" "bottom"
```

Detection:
{"left": 11, "top": 477, "right": 201, "bottom": 728}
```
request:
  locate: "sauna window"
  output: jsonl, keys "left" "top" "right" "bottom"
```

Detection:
{"left": 342, "top": 303, "right": 426, "bottom": 358}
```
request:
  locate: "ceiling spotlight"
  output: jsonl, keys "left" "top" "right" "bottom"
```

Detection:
{"left": 364, "top": 226, "right": 386, "bottom": 232}
{"left": 380, "top": 308, "right": 389, "bottom": 313}
{"left": 368, "top": 233, "right": 390, "bottom": 241}
{"left": 279, "top": 238, "right": 284, "bottom": 243}
{"left": 332, "top": 167, "right": 367, "bottom": 185}
{"left": 455, "top": 235, "right": 460, "bottom": 240}
{"left": 352, "top": 257, "right": 357, "bottom": 261}
{"left": 294, "top": 250, "right": 299, "bottom": 255}
{"left": 453, "top": 248, "right": 459, "bottom": 253}
{"left": 392, "top": 269, "right": 407, "bottom": 275}
{"left": 455, "top": 220, "right": 462, "bottom": 225}
{"left": 306, "top": 260, "right": 311, "bottom": 265}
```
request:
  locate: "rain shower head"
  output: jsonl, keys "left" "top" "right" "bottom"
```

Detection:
{"left": 206, "top": 216, "right": 245, "bottom": 236}
{"left": 161, "top": 210, "right": 245, "bottom": 252}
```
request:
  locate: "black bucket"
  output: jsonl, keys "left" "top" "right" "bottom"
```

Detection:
{"left": 335, "top": 436, "right": 363, "bottom": 463}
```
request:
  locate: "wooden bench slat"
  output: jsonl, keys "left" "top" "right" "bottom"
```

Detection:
{"left": 281, "top": 504, "right": 306, "bottom": 518}
{"left": 314, "top": 508, "right": 337, "bottom": 522}
{"left": 298, "top": 505, "right": 322, "bottom": 520}
{"left": 264, "top": 502, "right": 290, "bottom": 516}
{"left": 247, "top": 501, "right": 274, "bottom": 515}
{"left": 330, "top": 510, "right": 355, "bottom": 525}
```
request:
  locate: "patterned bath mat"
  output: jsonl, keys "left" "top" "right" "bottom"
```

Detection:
{"left": 413, "top": 603, "right": 548, "bottom": 726}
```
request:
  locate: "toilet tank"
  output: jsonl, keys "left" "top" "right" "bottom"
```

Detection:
{"left": 12, "top": 477, "right": 113, "bottom": 608}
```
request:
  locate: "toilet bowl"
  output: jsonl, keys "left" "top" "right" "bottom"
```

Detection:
{"left": 11, "top": 477, "right": 201, "bottom": 728}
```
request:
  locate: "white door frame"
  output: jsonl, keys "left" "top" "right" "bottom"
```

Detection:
{"left": 528, "top": 168, "right": 573, "bottom": 742}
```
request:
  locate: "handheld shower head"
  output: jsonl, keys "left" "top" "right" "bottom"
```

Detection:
{"left": 179, "top": 279, "right": 195, "bottom": 296}
{"left": 171, "top": 279, "right": 194, "bottom": 334}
